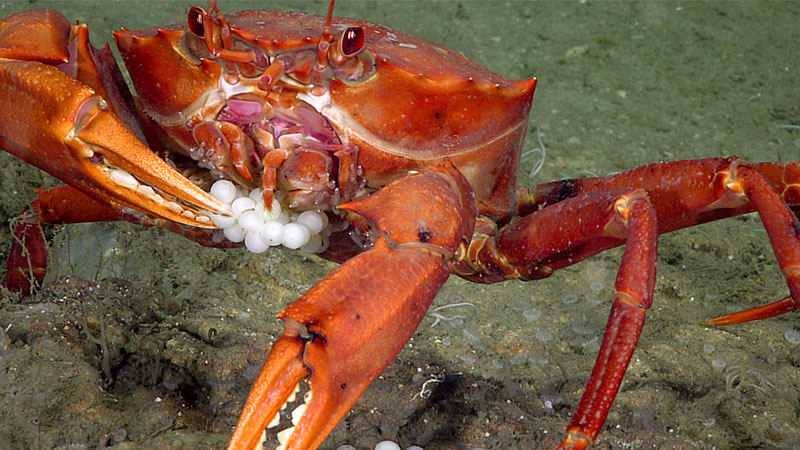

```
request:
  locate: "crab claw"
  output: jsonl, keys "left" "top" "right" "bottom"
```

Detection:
{"left": 228, "top": 161, "right": 476, "bottom": 450}
{"left": 0, "top": 9, "right": 230, "bottom": 227}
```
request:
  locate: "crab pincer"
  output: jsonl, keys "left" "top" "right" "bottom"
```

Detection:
{"left": 228, "top": 161, "right": 476, "bottom": 450}
{"left": 0, "top": 9, "right": 230, "bottom": 227}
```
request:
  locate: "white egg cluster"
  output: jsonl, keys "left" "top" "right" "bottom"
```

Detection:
{"left": 208, "top": 180, "right": 329, "bottom": 254}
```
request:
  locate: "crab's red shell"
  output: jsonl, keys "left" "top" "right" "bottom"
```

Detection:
{"left": 115, "top": 10, "right": 536, "bottom": 219}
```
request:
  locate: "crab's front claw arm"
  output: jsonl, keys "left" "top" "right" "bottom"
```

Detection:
{"left": 0, "top": 10, "right": 230, "bottom": 227}
{"left": 228, "top": 161, "right": 477, "bottom": 450}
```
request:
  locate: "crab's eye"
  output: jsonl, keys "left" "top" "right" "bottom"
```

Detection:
{"left": 340, "top": 26, "right": 365, "bottom": 57}
{"left": 188, "top": 6, "right": 207, "bottom": 37}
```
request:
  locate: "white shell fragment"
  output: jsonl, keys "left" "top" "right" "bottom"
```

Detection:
{"left": 208, "top": 180, "right": 331, "bottom": 254}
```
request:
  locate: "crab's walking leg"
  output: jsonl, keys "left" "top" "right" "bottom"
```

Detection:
{"left": 467, "top": 157, "right": 800, "bottom": 448}
{"left": 557, "top": 162, "right": 800, "bottom": 448}
{"left": 734, "top": 165, "right": 800, "bottom": 301}
{"left": 701, "top": 295, "right": 796, "bottom": 326}
{"left": 3, "top": 184, "right": 239, "bottom": 296}
{"left": 4, "top": 208, "right": 47, "bottom": 297}
{"left": 227, "top": 161, "right": 476, "bottom": 450}
{"left": 2, "top": 185, "right": 127, "bottom": 296}
{"left": 520, "top": 158, "right": 800, "bottom": 327}
{"left": 557, "top": 193, "right": 657, "bottom": 449}
{"left": 701, "top": 163, "right": 800, "bottom": 324}
{"left": 464, "top": 188, "right": 659, "bottom": 449}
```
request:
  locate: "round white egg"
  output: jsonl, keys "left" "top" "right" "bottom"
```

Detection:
{"left": 238, "top": 210, "right": 264, "bottom": 232}
{"left": 209, "top": 180, "right": 236, "bottom": 204}
{"left": 231, "top": 197, "right": 256, "bottom": 215}
{"left": 282, "top": 223, "right": 310, "bottom": 249}
{"left": 374, "top": 442, "right": 401, "bottom": 450}
{"left": 260, "top": 220, "right": 285, "bottom": 246}
{"left": 223, "top": 225, "right": 246, "bottom": 243}
{"left": 296, "top": 210, "right": 328, "bottom": 234}
{"left": 244, "top": 232, "right": 269, "bottom": 253}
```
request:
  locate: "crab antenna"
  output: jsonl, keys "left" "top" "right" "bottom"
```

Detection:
{"left": 310, "top": 0, "right": 336, "bottom": 96}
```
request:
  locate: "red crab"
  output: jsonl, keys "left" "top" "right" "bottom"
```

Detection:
{"left": 1, "top": 1, "right": 798, "bottom": 449}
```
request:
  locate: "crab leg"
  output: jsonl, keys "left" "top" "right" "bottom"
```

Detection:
{"left": 3, "top": 207, "right": 47, "bottom": 297}
{"left": 228, "top": 161, "right": 476, "bottom": 450}
{"left": 520, "top": 158, "right": 800, "bottom": 320}
{"left": 555, "top": 162, "right": 800, "bottom": 448}
{"left": 2, "top": 185, "right": 128, "bottom": 296}
{"left": 462, "top": 157, "right": 800, "bottom": 448}
{"left": 558, "top": 192, "right": 658, "bottom": 449}
{"left": 698, "top": 163, "right": 800, "bottom": 324}
{"left": 0, "top": 10, "right": 230, "bottom": 227}
{"left": 469, "top": 188, "right": 660, "bottom": 449}
{"left": 701, "top": 295, "right": 797, "bottom": 326}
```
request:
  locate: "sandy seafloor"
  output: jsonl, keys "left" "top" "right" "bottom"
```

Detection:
{"left": 1, "top": 1, "right": 799, "bottom": 449}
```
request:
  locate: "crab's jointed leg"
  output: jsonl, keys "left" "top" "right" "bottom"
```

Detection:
{"left": 458, "top": 157, "right": 800, "bottom": 448}
{"left": 3, "top": 184, "right": 237, "bottom": 296}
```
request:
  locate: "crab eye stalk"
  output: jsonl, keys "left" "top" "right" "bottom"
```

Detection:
{"left": 340, "top": 26, "right": 365, "bottom": 57}
{"left": 188, "top": 6, "right": 207, "bottom": 37}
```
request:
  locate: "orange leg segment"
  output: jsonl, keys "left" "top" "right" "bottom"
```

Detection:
{"left": 734, "top": 165, "right": 800, "bottom": 306}
{"left": 558, "top": 194, "right": 658, "bottom": 449}
{"left": 3, "top": 207, "right": 46, "bottom": 297}
{"left": 3, "top": 185, "right": 127, "bottom": 296}
{"left": 483, "top": 157, "right": 800, "bottom": 448}
{"left": 702, "top": 295, "right": 797, "bottom": 326}
{"left": 482, "top": 187, "right": 660, "bottom": 448}
{"left": 700, "top": 164, "right": 800, "bottom": 326}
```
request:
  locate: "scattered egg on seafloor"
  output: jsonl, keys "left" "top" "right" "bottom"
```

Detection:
{"left": 374, "top": 442, "right": 401, "bottom": 450}
{"left": 335, "top": 443, "right": 422, "bottom": 450}
{"left": 208, "top": 180, "right": 331, "bottom": 254}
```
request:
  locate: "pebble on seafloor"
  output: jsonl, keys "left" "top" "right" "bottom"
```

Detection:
{"left": 208, "top": 180, "right": 330, "bottom": 254}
